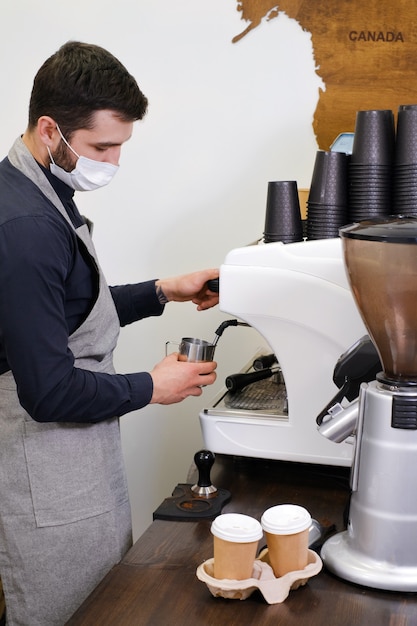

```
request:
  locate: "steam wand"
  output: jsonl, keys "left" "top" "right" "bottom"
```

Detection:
{"left": 212, "top": 319, "right": 250, "bottom": 348}
{"left": 206, "top": 279, "right": 250, "bottom": 347}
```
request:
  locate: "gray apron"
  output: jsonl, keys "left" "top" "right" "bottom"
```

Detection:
{"left": 0, "top": 138, "right": 132, "bottom": 625}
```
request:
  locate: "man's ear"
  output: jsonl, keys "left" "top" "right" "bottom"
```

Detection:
{"left": 37, "top": 116, "right": 59, "bottom": 149}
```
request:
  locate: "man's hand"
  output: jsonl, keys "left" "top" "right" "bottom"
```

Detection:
{"left": 149, "top": 353, "right": 217, "bottom": 404}
{"left": 155, "top": 268, "right": 219, "bottom": 311}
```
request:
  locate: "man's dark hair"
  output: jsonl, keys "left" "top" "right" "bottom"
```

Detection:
{"left": 28, "top": 41, "right": 148, "bottom": 137}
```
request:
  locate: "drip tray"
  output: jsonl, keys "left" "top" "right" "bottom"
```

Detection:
{"left": 223, "top": 377, "right": 287, "bottom": 412}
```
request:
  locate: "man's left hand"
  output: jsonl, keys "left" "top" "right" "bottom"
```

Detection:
{"left": 156, "top": 269, "right": 219, "bottom": 310}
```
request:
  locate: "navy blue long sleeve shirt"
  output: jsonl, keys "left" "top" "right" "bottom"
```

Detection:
{"left": 0, "top": 155, "right": 165, "bottom": 423}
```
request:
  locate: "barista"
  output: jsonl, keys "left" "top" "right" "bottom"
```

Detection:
{"left": 0, "top": 41, "right": 218, "bottom": 625}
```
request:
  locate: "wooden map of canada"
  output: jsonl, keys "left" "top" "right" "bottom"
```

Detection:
{"left": 232, "top": 0, "right": 417, "bottom": 149}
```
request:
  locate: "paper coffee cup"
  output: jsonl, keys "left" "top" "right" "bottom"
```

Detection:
{"left": 211, "top": 513, "right": 263, "bottom": 580}
{"left": 261, "top": 504, "right": 311, "bottom": 578}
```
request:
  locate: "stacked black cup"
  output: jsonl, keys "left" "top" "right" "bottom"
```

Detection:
{"left": 306, "top": 150, "right": 349, "bottom": 240}
{"left": 349, "top": 109, "right": 395, "bottom": 222}
{"left": 393, "top": 105, "right": 417, "bottom": 216}
{"left": 263, "top": 181, "right": 303, "bottom": 244}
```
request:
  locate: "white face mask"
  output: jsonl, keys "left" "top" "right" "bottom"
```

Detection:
{"left": 48, "top": 125, "right": 119, "bottom": 191}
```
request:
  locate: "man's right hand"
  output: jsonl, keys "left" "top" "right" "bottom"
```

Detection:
{"left": 149, "top": 353, "right": 217, "bottom": 405}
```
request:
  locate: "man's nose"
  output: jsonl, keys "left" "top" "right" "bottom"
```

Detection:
{"left": 103, "top": 146, "right": 121, "bottom": 165}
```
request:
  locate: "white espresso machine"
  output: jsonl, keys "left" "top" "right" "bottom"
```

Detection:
{"left": 199, "top": 237, "right": 367, "bottom": 466}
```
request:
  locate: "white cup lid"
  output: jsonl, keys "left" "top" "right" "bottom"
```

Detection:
{"left": 211, "top": 513, "right": 263, "bottom": 543}
{"left": 261, "top": 504, "right": 311, "bottom": 535}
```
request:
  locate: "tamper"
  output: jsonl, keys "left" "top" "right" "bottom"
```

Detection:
{"left": 153, "top": 449, "right": 231, "bottom": 521}
{"left": 191, "top": 450, "right": 218, "bottom": 497}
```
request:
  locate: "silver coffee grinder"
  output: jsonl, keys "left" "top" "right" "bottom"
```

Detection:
{"left": 321, "top": 216, "right": 417, "bottom": 591}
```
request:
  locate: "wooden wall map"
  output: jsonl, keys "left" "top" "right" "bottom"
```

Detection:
{"left": 231, "top": 0, "right": 417, "bottom": 149}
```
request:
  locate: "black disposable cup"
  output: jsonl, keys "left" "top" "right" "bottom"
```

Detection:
{"left": 394, "top": 169, "right": 417, "bottom": 178}
{"left": 307, "top": 225, "right": 345, "bottom": 235}
{"left": 308, "top": 216, "right": 348, "bottom": 226}
{"left": 349, "top": 165, "right": 392, "bottom": 176}
{"left": 308, "top": 150, "right": 348, "bottom": 206}
{"left": 395, "top": 107, "right": 417, "bottom": 165}
{"left": 263, "top": 181, "right": 303, "bottom": 243}
{"left": 264, "top": 233, "right": 304, "bottom": 244}
{"left": 350, "top": 186, "right": 391, "bottom": 194}
{"left": 349, "top": 190, "right": 392, "bottom": 199}
{"left": 349, "top": 202, "right": 391, "bottom": 209}
{"left": 349, "top": 210, "right": 391, "bottom": 222}
{"left": 351, "top": 109, "right": 395, "bottom": 165}
{"left": 306, "top": 231, "right": 340, "bottom": 240}
{"left": 307, "top": 205, "right": 348, "bottom": 220}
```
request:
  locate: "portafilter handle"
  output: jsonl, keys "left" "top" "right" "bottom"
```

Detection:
{"left": 225, "top": 367, "right": 279, "bottom": 392}
{"left": 191, "top": 450, "right": 218, "bottom": 497}
{"left": 207, "top": 278, "right": 219, "bottom": 292}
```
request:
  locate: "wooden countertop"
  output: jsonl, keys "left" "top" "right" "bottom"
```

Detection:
{"left": 67, "top": 455, "right": 417, "bottom": 625}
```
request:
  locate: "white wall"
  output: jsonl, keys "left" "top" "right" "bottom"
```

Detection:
{"left": 0, "top": 0, "right": 320, "bottom": 540}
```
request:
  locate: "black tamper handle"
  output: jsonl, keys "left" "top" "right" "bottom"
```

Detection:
{"left": 191, "top": 450, "right": 217, "bottom": 496}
